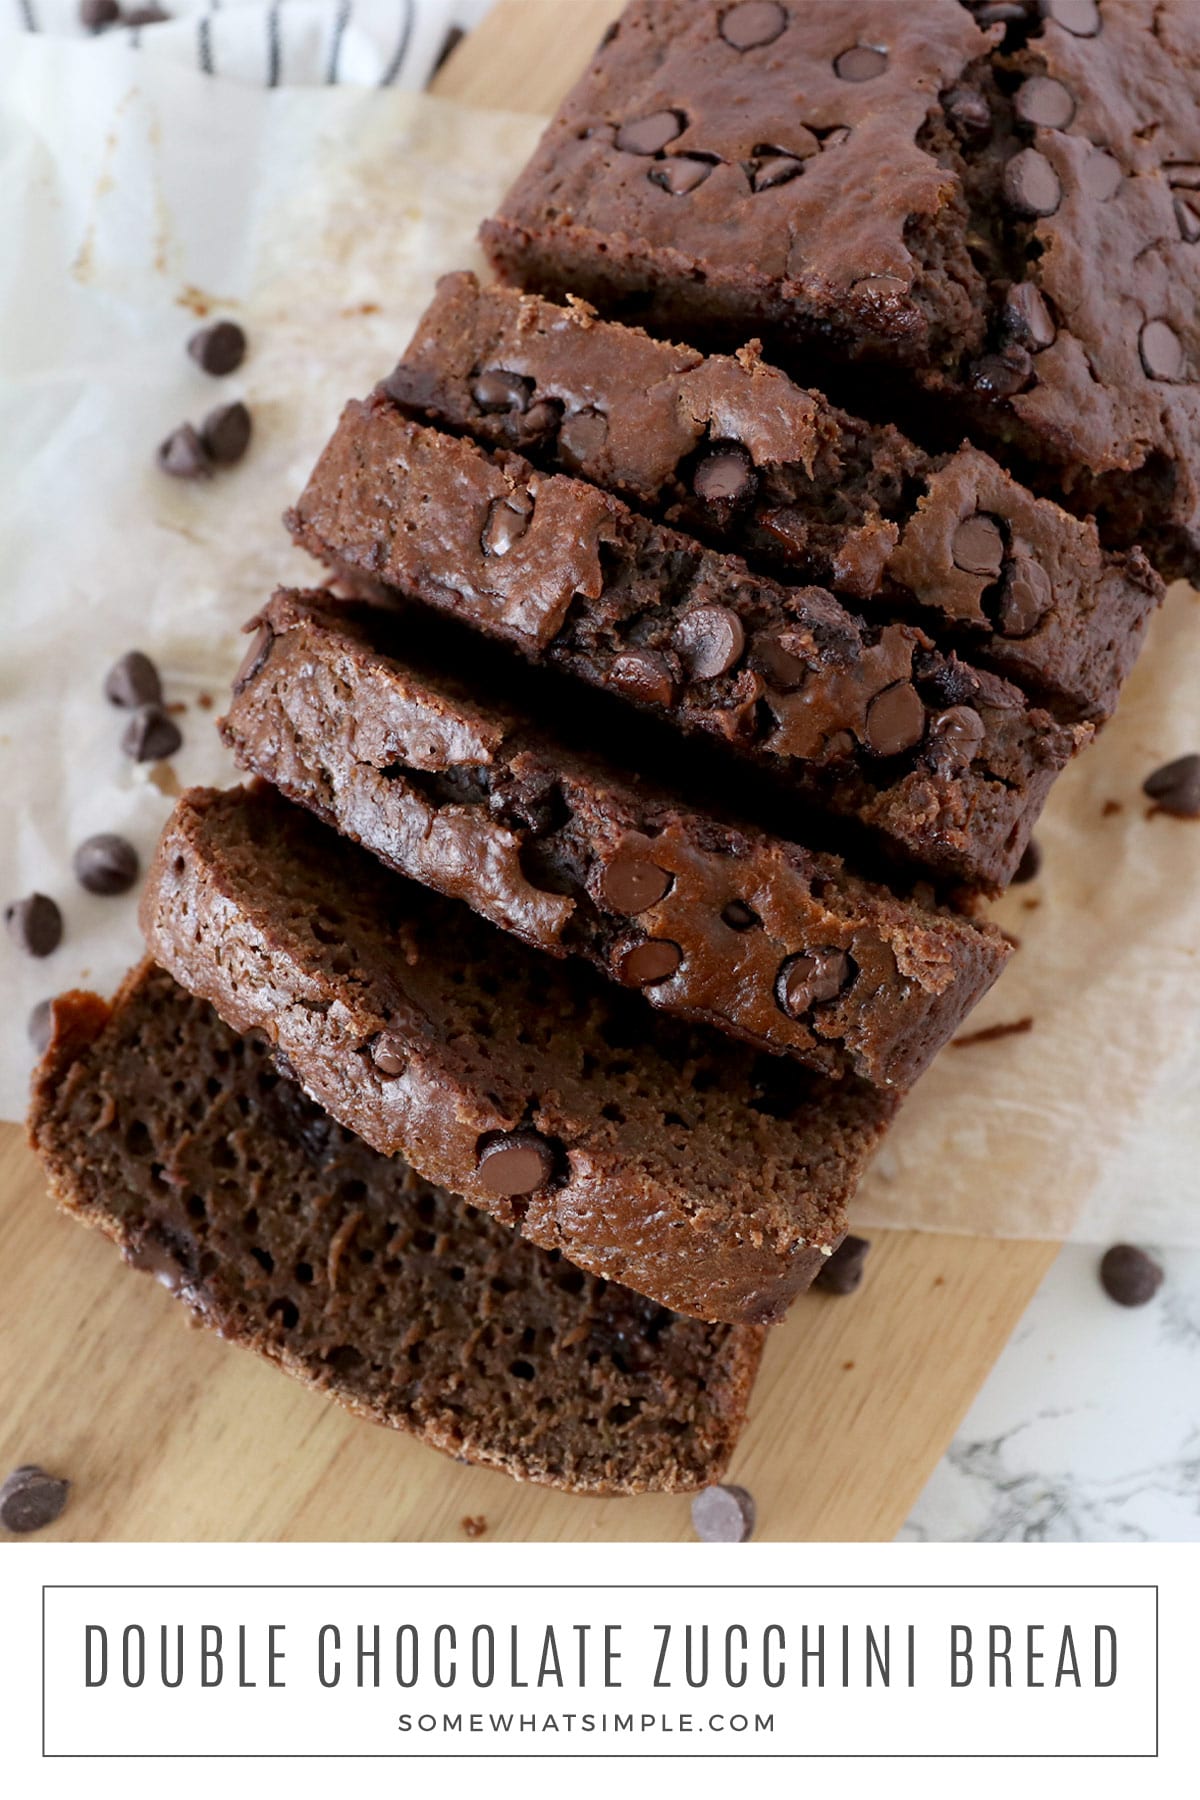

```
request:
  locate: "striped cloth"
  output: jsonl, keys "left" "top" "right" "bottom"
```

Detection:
{"left": 4, "top": 0, "right": 495, "bottom": 87}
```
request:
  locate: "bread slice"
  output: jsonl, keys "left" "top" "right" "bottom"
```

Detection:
{"left": 222, "top": 589, "right": 1010, "bottom": 1088}
{"left": 286, "top": 399, "right": 1083, "bottom": 891}
{"left": 28, "top": 963, "right": 764, "bottom": 1495}
{"left": 140, "top": 784, "right": 896, "bottom": 1325}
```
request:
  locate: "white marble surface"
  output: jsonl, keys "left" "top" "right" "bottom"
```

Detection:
{"left": 902, "top": 1242, "right": 1200, "bottom": 1541}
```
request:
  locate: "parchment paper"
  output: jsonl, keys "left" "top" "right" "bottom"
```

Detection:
{"left": 3, "top": 34, "right": 1198, "bottom": 1243}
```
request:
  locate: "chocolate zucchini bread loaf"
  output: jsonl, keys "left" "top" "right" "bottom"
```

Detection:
{"left": 385, "top": 273, "right": 1160, "bottom": 723}
{"left": 287, "top": 402, "right": 1083, "bottom": 891}
{"left": 141, "top": 785, "right": 897, "bottom": 1325}
{"left": 222, "top": 590, "right": 1010, "bottom": 1086}
{"left": 29, "top": 965, "right": 764, "bottom": 1494}
{"left": 480, "top": 0, "right": 1200, "bottom": 574}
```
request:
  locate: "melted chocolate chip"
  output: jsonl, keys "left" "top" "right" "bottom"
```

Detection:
{"left": 752, "top": 631, "right": 809, "bottom": 692}
{"left": 1099, "top": 1243, "right": 1162, "bottom": 1307}
{"left": 617, "top": 937, "right": 682, "bottom": 987}
{"left": 609, "top": 650, "right": 676, "bottom": 707}
{"left": 649, "top": 156, "right": 716, "bottom": 195}
{"left": 944, "top": 87, "right": 992, "bottom": 146}
{"left": 999, "top": 555, "right": 1051, "bottom": 637}
{"left": 834, "top": 44, "right": 887, "bottom": 81}
{"left": 1003, "top": 148, "right": 1062, "bottom": 218}
{"left": 1043, "top": 0, "right": 1100, "bottom": 35}
{"left": 0, "top": 1464, "right": 70, "bottom": 1534}
{"left": 370, "top": 1032, "right": 408, "bottom": 1078}
{"left": 853, "top": 274, "right": 908, "bottom": 298}
{"left": 601, "top": 854, "right": 672, "bottom": 915}
{"left": 616, "top": 110, "right": 684, "bottom": 155}
{"left": 927, "top": 705, "right": 985, "bottom": 775}
{"left": 751, "top": 153, "right": 805, "bottom": 191}
{"left": 673, "top": 605, "right": 745, "bottom": 679}
{"left": 73, "top": 833, "right": 139, "bottom": 896}
{"left": 775, "top": 947, "right": 851, "bottom": 1017}
{"left": 814, "top": 1234, "right": 870, "bottom": 1295}
{"left": 1143, "top": 753, "right": 1200, "bottom": 816}
{"left": 864, "top": 682, "right": 925, "bottom": 757}
{"left": 1015, "top": 75, "right": 1075, "bottom": 130}
{"left": 721, "top": 899, "right": 759, "bottom": 931}
{"left": 1174, "top": 196, "right": 1200, "bottom": 243}
{"left": 1082, "top": 149, "right": 1122, "bottom": 201}
{"left": 719, "top": 0, "right": 786, "bottom": 51}
{"left": 693, "top": 443, "right": 756, "bottom": 505}
{"left": 235, "top": 622, "right": 273, "bottom": 691}
{"left": 558, "top": 406, "right": 608, "bottom": 467}
{"left": 471, "top": 369, "right": 534, "bottom": 413}
{"left": 80, "top": 0, "right": 120, "bottom": 28}
{"left": 952, "top": 514, "right": 1005, "bottom": 577}
{"left": 969, "top": 345, "right": 1033, "bottom": 398}
{"left": 187, "top": 319, "right": 246, "bottom": 377}
{"left": 105, "top": 650, "right": 162, "bottom": 709}
{"left": 692, "top": 1483, "right": 755, "bottom": 1542}
{"left": 1002, "top": 281, "right": 1056, "bottom": 351}
{"left": 481, "top": 489, "right": 533, "bottom": 556}
{"left": 5, "top": 893, "right": 62, "bottom": 958}
{"left": 1013, "top": 838, "right": 1042, "bottom": 883}
{"left": 121, "top": 703, "right": 182, "bottom": 763}
{"left": 1139, "top": 320, "right": 1185, "bottom": 382}
{"left": 476, "top": 1130, "right": 556, "bottom": 1196}
{"left": 521, "top": 399, "right": 563, "bottom": 440}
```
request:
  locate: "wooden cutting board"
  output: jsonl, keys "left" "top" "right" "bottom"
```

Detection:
{"left": 0, "top": 0, "right": 1057, "bottom": 1544}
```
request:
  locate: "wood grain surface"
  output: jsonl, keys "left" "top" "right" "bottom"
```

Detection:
{"left": 0, "top": 0, "right": 1058, "bottom": 1545}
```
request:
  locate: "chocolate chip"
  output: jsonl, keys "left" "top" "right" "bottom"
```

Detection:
{"left": 693, "top": 443, "right": 756, "bottom": 505}
{"left": 649, "top": 156, "right": 716, "bottom": 195}
{"left": 1099, "top": 1244, "right": 1163, "bottom": 1307}
{"left": 601, "top": 855, "right": 671, "bottom": 915}
{"left": 1166, "top": 162, "right": 1200, "bottom": 189}
{"left": 673, "top": 605, "right": 745, "bottom": 679}
{"left": 558, "top": 406, "right": 608, "bottom": 467}
{"left": 944, "top": 87, "right": 992, "bottom": 146}
{"left": 751, "top": 154, "right": 805, "bottom": 191}
{"left": 1082, "top": 149, "right": 1122, "bottom": 201}
{"left": 617, "top": 937, "right": 682, "bottom": 987}
{"left": 476, "top": 1130, "right": 556, "bottom": 1196}
{"left": 121, "top": 703, "right": 182, "bottom": 763}
{"left": 834, "top": 44, "right": 887, "bottom": 81}
{"left": 814, "top": 1234, "right": 870, "bottom": 1295}
{"left": 1139, "top": 320, "right": 1185, "bottom": 382}
{"left": 610, "top": 649, "right": 676, "bottom": 707}
{"left": 753, "top": 631, "right": 809, "bottom": 692}
{"left": 864, "top": 682, "right": 925, "bottom": 757}
{"left": 471, "top": 369, "right": 534, "bottom": 413}
{"left": 234, "top": 621, "right": 273, "bottom": 691}
{"left": 1002, "top": 148, "right": 1062, "bottom": 217}
{"left": 369, "top": 1032, "right": 408, "bottom": 1078}
{"left": 719, "top": 0, "right": 786, "bottom": 50}
{"left": 1143, "top": 753, "right": 1200, "bottom": 816}
{"left": 722, "top": 900, "right": 759, "bottom": 931}
{"left": 616, "top": 110, "right": 684, "bottom": 155}
{"left": 1174, "top": 196, "right": 1200, "bottom": 243}
{"left": 73, "top": 833, "right": 139, "bottom": 896}
{"left": 5, "top": 894, "right": 63, "bottom": 958}
{"left": 104, "top": 650, "right": 162, "bottom": 709}
{"left": 80, "top": 0, "right": 119, "bottom": 29}
{"left": 692, "top": 1483, "right": 755, "bottom": 1542}
{"left": 969, "top": 345, "right": 1033, "bottom": 398}
{"left": 187, "top": 319, "right": 246, "bottom": 376}
{"left": 1002, "top": 281, "right": 1056, "bottom": 351}
{"left": 853, "top": 274, "right": 908, "bottom": 298}
{"left": 1015, "top": 75, "right": 1075, "bottom": 130}
{"left": 124, "top": 6, "right": 171, "bottom": 25}
{"left": 973, "top": 1, "right": 1027, "bottom": 20}
{"left": 999, "top": 555, "right": 1051, "bottom": 636}
{"left": 521, "top": 399, "right": 563, "bottom": 440}
{"left": 776, "top": 947, "right": 850, "bottom": 1017}
{"left": 927, "top": 705, "right": 985, "bottom": 775}
{"left": 481, "top": 489, "right": 533, "bottom": 556}
{"left": 1013, "top": 838, "right": 1042, "bottom": 883}
{"left": 952, "top": 513, "right": 1005, "bottom": 577}
{"left": 157, "top": 422, "right": 212, "bottom": 479}
{"left": 1043, "top": 0, "right": 1100, "bottom": 35}
{"left": 28, "top": 999, "right": 53, "bottom": 1055}
{"left": 201, "top": 400, "right": 252, "bottom": 466}
{"left": 0, "top": 1465, "right": 70, "bottom": 1534}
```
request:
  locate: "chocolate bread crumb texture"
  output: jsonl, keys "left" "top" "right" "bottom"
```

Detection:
{"left": 28, "top": 965, "right": 763, "bottom": 1494}
{"left": 287, "top": 401, "right": 1083, "bottom": 891}
{"left": 222, "top": 590, "right": 1010, "bottom": 1088}
{"left": 138, "top": 785, "right": 897, "bottom": 1326}
{"left": 480, "top": 0, "right": 1200, "bottom": 576}
{"left": 385, "top": 273, "right": 1160, "bottom": 723}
